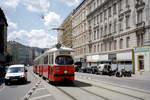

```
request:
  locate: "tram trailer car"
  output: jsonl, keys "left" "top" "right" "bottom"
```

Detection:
{"left": 34, "top": 45, "right": 74, "bottom": 82}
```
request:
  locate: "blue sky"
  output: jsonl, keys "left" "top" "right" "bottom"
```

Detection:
{"left": 0, "top": 0, "right": 82, "bottom": 48}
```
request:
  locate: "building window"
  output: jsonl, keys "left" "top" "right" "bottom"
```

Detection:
{"left": 108, "top": 7, "right": 111, "bottom": 17}
{"left": 105, "top": 42, "right": 107, "bottom": 51}
{"left": 97, "top": 0, "right": 99, "bottom": 6}
{"left": 119, "top": 19, "right": 123, "bottom": 31}
{"left": 126, "top": 37, "right": 130, "bottom": 48}
{"left": 101, "top": 43, "right": 103, "bottom": 51}
{"left": 101, "top": 27, "right": 103, "bottom": 37}
{"left": 137, "top": 11, "right": 143, "bottom": 24}
{"left": 97, "top": 28, "right": 99, "bottom": 39}
{"left": 138, "top": 56, "right": 144, "bottom": 70}
{"left": 104, "top": 10, "right": 107, "bottom": 20}
{"left": 137, "top": 34, "right": 144, "bottom": 47}
{"left": 109, "top": 23, "right": 112, "bottom": 34}
{"left": 97, "top": 44, "right": 99, "bottom": 52}
{"left": 100, "top": 13, "right": 102, "bottom": 22}
{"left": 114, "top": 40, "right": 117, "bottom": 50}
{"left": 94, "top": 30, "right": 96, "bottom": 40}
{"left": 120, "top": 38, "right": 123, "bottom": 49}
{"left": 105, "top": 25, "right": 107, "bottom": 35}
{"left": 118, "top": 0, "right": 123, "bottom": 13}
{"left": 97, "top": 14, "right": 99, "bottom": 24}
{"left": 94, "top": 45, "right": 96, "bottom": 53}
{"left": 126, "top": 16, "right": 130, "bottom": 29}
{"left": 114, "top": 19, "right": 117, "bottom": 33}
{"left": 113, "top": 3, "right": 117, "bottom": 14}
{"left": 109, "top": 41, "right": 111, "bottom": 51}
{"left": 126, "top": 0, "right": 129, "bottom": 8}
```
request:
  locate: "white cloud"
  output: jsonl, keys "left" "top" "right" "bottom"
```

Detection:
{"left": 7, "top": 19, "right": 18, "bottom": 32}
{"left": 8, "top": 29, "right": 57, "bottom": 48}
{"left": 44, "top": 12, "right": 62, "bottom": 28}
{"left": 23, "top": 0, "right": 50, "bottom": 13}
{"left": 62, "top": 0, "right": 80, "bottom": 7}
{"left": 0, "top": 0, "right": 19, "bottom": 11}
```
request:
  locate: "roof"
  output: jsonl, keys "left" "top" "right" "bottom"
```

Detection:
{"left": 9, "top": 64, "right": 25, "bottom": 68}
{"left": 46, "top": 46, "right": 74, "bottom": 53}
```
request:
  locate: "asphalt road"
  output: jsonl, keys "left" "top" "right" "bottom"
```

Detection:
{"left": 0, "top": 67, "right": 37, "bottom": 100}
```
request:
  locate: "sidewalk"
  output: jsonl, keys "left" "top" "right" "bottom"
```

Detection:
{"left": 124, "top": 72, "right": 150, "bottom": 81}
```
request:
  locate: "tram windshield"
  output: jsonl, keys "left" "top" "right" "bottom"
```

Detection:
{"left": 55, "top": 55, "right": 74, "bottom": 65}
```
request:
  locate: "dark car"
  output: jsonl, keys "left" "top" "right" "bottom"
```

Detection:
{"left": 115, "top": 66, "right": 132, "bottom": 77}
{"left": 91, "top": 66, "right": 98, "bottom": 74}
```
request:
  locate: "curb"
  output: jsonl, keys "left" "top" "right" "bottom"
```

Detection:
{"left": 22, "top": 81, "right": 41, "bottom": 100}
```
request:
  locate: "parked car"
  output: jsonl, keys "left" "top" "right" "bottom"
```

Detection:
{"left": 115, "top": 66, "right": 132, "bottom": 77}
{"left": 79, "top": 66, "right": 87, "bottom": 73}
{"left": 5, "top": 64, "right": 28, "bottom": 85}
{"left": 97, "top": 64, "right": 112, "bottom": 75}
{"left": 91, "top": 66, "right": 98, "bottom": 74}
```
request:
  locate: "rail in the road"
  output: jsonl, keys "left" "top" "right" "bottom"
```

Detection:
{"left": 28, "top": 69, "right": 150, "bottom": 100}
{"left": 76, "top": 74, "right": 150, "bottom": 95}
{"left": 76, "top": 76, "right": 150, "bottom": 100}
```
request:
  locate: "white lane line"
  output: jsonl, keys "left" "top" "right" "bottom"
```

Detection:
{"left": 30, "top": 94, "right": 52, "bottom": 100}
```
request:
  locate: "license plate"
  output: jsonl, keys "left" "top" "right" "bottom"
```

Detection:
{"left": 11, "top": 78, "right": 17, "bottom": 81}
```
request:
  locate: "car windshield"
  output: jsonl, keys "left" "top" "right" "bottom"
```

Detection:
{"left": 55, "top": 56, "right": 74, "bottom": 65}
{"left": 7, "top": 67, "right": 24, "bottom": 73}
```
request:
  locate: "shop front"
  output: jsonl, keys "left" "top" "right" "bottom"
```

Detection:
{"left": 117, "top": 52, "right": 133, "bottom": 72}
{"left": 134, "top": 46, "right": 150, "bottom": 73}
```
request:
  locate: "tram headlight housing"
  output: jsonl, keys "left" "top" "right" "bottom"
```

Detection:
{"left": 64, "top": 70, "right": 68, "bottom": 74}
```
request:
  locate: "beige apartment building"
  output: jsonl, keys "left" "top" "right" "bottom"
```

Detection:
{"left": 58, "top": 13, "right": 73, "bottom": 48}
{"left": 86, "top": 0, "right": 150, "bottom": 73}
{"left": 72, "top": 0, "right": 88, "bottom": 67}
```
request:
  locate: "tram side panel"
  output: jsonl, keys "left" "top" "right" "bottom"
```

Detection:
{"left": 33, "top": 65, "right": 37, "bottom": 73}
{"left": 43, "top": 65, "right": 49, "bottom": 79}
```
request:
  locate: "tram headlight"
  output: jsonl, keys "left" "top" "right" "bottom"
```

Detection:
{"left": 64, "top": 70, "right": 68, "bottom": 74}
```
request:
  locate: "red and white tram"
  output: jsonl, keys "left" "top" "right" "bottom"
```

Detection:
{"left": 33, "top": 44, "right": 75, "bottom": 82}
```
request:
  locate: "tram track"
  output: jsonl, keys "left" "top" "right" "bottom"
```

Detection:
{"left": 76, "top": 77, "right": 149, "bottom": 100}
{"left": 31, "top": 69, "right": 150, "bottom": 100}
{"left": 55, "top": 84, "right": 109, "bottom": 100}
{"left": 76, "top": 74, "right": 150, "bottom": 95}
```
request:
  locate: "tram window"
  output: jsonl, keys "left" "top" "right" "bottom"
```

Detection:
{"left": 49, "top": 55, "right": 54, "bottom": 64}
{"left": 55, "top": 56, "right": 73, "bottom": 65}
{"left": 44, "top": 55, "right": 48, "bottom": 64}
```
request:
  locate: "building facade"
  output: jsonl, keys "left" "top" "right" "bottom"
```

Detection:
{"left": 0, "top": 8, "right": 8, "bottom": 65}
{"left": 72, "top": 0, "right": 88, "bottom": 67}
{"left": 58, "top": 13, "right": 73, "bottom": 48}
{"left": 86, "top": 0, "right": 150, "bottom": 73}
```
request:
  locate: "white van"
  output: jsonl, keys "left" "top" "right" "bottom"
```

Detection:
{"left": 5, "top": 64, "right": 27, "bottom": 85}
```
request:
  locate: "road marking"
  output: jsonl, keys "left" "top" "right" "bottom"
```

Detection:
{"left": 30, "top": 94, "right": 52, "bottom": 100}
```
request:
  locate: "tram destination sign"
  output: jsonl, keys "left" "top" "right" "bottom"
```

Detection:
{"left": 59, "top": 51, "right": 71, "bottom": 55}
